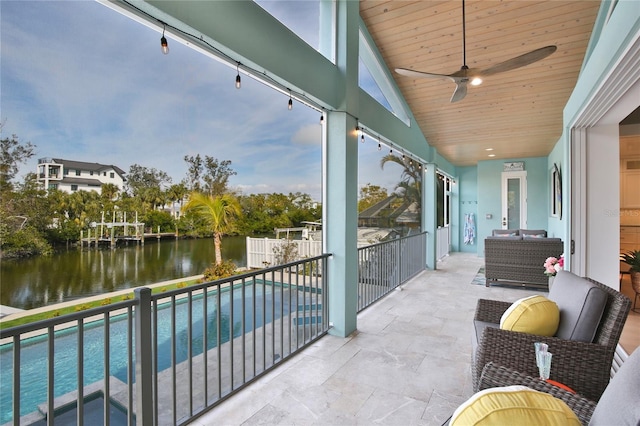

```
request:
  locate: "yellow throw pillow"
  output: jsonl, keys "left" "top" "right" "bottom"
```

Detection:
{"left": 450, "top": 385, "right": 581, "bottom": 426}
{"left": 500, "top": 295, "right": 559, "bottom": 336}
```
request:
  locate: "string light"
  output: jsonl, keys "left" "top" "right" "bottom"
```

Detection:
{"left": 160, "top": 25, "right": 169, "bottom": 55}
{"left": 390, "top": 147, "right": 393, "bottom": 154}
{"left": 235, "top": 63, "right": 241, "bottom": 89}
{"left": 320, "top": 114, "right": 324, "bottom": 122}
{"left": 402, "top": 153, "right": 406, "bottom": 161}
{"left": 288, "top": 91, "right": 293, "bottom": 110}
{"left": 377, "top": 137, "right": 381, "bottom": 151}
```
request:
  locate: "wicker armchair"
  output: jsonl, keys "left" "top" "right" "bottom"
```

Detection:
{"left": 472, "top": 275, "right": 631, "bottom": 402}
{"left": 478, "top": 362, "right": 597, "bottom": 424}
{"left": 478, "top": 347, "right": 640, "bottom": 425}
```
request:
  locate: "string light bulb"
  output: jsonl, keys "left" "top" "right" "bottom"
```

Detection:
{"left": 361, "top": 133, "right": 365, "bottom": 143}
{"left": 389, "top": 148, "right": 393, "bottom": 155}
{"left": 288, "top": 91, "right": 293, "bottom": 110}
{"left": 320, "top": 114, "right": 324, "bottom": 123}
{"left": 378, "top": 137, "right": 381, "bottom": 151}
{"left": 160, "top": 25, "right": 169, "bottom": 55}
{"left": 235, "top": 63, "right": 241, "bottom": 89}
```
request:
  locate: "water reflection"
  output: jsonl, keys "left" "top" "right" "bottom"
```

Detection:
{"left": 0, "top": 236, "right": 247, "bottom": 310}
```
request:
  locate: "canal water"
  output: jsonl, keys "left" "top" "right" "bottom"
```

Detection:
{"left": 0, "top": 236, "right": 248, "bottom": 310}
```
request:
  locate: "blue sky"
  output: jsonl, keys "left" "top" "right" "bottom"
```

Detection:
{"left": 1, "top": 0, "right": 404, "bottom": 201}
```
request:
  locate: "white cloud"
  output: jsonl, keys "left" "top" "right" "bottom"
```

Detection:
{"left": 2, "top": 0, "right": 406, "bottom": 203}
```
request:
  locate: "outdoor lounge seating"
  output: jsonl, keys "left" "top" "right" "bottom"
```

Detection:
{"left": 472, "top": 270, "right": 631, "bottom": 401}
{"left": 484, "top": 229, "right": 563, "bottom": 289}
{"left": 475, "top": 347, "right": 640, "bottom": 425}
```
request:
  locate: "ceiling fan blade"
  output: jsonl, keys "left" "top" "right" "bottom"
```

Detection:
{"left": 450, "top": 82, "right": 467, "bottom": 103}
{"left": 395, "top": 68, "right": 454, "bottom": 81}
{"left": 480, "top": 45, "right": 557, "bottom": 76}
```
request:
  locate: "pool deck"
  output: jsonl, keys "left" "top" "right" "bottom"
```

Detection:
{"left": 0, "top": 305, "right": 24, "bottom": 319}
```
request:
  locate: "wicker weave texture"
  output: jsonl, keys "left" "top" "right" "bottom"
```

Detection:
{"left": 484, "top": 238, "right": 563, "bottom": 288}
{"left": 478, "top": 363, "right": 597, "bottom": 424}
{"left": 472, "top": 277, "right": 631, "bottom": 402}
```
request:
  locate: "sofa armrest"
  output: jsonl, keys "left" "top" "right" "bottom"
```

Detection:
{"left": 474, "top": 299, "right": 512, "bottom": 324}
{"left": 473, "top": 327, "right": 613, "bottom": 401}
{"left": 479, "top": 362, "right": 597, "bottom": 425}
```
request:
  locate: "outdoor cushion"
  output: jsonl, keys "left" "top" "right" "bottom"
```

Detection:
{"left": 485, "top": 235, "right": 522, "bottom": 241}
{"left": 589, "top": 347, "right": 640, "bottom": 425}
{"left": 500, "top": 295, "right": 560, "bottom": 336}
{"left": 549, "top": 271, "right": 608, "bottom": 342}
{"left": 492, "top": 229, "right": 519, "bottom": 236}
{"left": 520, "top": 229, "right": 547, "bottom": 238}
{"left": 450, "top": 385, "right": 580, "bottom": 426}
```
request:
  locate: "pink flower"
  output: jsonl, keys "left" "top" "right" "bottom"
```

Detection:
{"left": 543, "top": 255, "right": 564, "bottom": 276}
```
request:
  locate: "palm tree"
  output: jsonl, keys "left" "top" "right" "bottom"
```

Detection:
{"left": 182, "top": 192, "right": 241, "bottom": 265}
{"left": 380, "top": 154, "right": 422, "bottom": 211}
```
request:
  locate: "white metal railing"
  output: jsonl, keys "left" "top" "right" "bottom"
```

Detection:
{"left": 0, "top": 254, "right": 330, "bottom": 426}
{"left": 357, "top": 232, "right": 427, "bottom": 312}
{"left": 246, "top": 237, "right": 322, "bottom": 269}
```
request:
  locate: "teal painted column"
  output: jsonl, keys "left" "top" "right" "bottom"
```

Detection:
{"left": 423, "top": 164, "right": 437, "bottom": 269}
{"left": 323, "top": 0, "right": 359, "bottom": 338}
{"left": 325, "top": 112, "right": 359, "bottom": 337}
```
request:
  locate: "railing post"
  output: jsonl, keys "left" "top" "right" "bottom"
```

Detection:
{"left": 135, "top": 288, "right": 153, "bottom": 426}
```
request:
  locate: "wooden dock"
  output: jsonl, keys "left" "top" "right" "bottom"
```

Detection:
{"left": 80, "top": 221, "right": 177, "bottom": 248}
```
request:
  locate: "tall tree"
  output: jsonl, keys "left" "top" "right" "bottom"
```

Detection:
{"left": 184, "top": 155, "right": 236, "bottom": 196}
{"left": 166, "top": 183, "right": 188, "bottom": 217}
{"left": 182, "top": 192, "right": 241, "bottom": 265}
{"left": 0, "top": 130, "right": 36, "bottom": 193}
{"left": 358, "top": 183, "right": 389, "bottom": 212}
{"left": 125, "top": 164, "right": 171, "bottom": 212}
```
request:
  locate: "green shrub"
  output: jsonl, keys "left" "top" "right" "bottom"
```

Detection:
{"left": 202, "top": 260, "right": 237, "bottom": 281}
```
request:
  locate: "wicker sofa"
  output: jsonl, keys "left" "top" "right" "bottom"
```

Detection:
{"left": 484, "top": 229, "right": 563, "bottom": 289}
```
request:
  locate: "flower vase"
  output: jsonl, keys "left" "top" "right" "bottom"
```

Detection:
{"left": 548, "top": 276, "right": 555, "bottom": 290}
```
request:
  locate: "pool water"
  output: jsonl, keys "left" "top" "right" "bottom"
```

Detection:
{"left": 0, "top": 282, "right": 294, "bottom": 424}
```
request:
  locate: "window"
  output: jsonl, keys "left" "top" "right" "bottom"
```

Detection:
{"left": 48, "top": 183, "right": 58, "bottom": 190}
{"left": 75, "top": 170, "right": 80, "bottom": 176}
{"left": 103, "top": 172, "right": 106, "bottom": 176}
{"left": 110, "top": 172, "right": 114, "bottom": 178}
{"left": 71, "top": 184, "right": 78, "bottom": 191}
{"left": 437, "top": 173, "right": 452, "bottom": 228}
{"left": 90, "top": 171, "right": 94, "bottom": 176}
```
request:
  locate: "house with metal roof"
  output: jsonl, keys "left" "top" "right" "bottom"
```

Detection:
{"left": 37, "top": 157, "right": 126, "bottom": 194}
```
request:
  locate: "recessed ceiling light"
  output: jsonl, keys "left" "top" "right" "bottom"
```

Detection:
{"left": 488, "top": 154, "right": 496, "bottom": 157}
{"left": 485, "top": 148, "right": 494, "bottom": 151}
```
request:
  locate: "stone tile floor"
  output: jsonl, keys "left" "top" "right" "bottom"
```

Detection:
{"left": 189, "top": 252, "right": 639, "bottom": 425}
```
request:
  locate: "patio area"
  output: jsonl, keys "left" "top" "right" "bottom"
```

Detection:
{"left": 189, "top": 253, "right": 639, "bottom": 425}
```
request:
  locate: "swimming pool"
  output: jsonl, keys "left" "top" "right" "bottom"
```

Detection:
{"left": 0, "top": 282, "right": 294, "bottom": 424}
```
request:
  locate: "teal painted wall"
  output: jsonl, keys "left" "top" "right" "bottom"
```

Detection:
{"left": 475, "top": 157, "right": 549, "bottom": 256}
{"left": 458, "top": 166, "right": 478, "bottom": 253}
{"left": 547, "top": 140, "right": 564, "bottom": 239}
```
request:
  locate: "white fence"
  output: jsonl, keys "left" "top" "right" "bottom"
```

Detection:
{"left": 246, "top": 237, "right": 323, "bottom": 269}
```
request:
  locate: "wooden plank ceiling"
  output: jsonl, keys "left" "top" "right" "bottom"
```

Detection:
{"left": 360, "top": 0, "right": 601, "bottom": 166}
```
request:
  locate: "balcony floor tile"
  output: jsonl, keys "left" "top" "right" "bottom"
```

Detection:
{"left": 189, "top": 252, "right": 638, "bottom": 425}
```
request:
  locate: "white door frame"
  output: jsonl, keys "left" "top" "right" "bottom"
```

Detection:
{"left": 501, "top": 171, "right": 527, "bottom": 230}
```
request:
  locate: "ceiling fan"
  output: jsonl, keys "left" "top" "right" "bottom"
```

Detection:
{"left": 395, "top": 0, "right": 557, "bottom": 103}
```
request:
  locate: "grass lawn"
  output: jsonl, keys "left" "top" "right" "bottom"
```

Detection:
{"left": 0, "top": 279, "right": 201, "bottom": 330}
